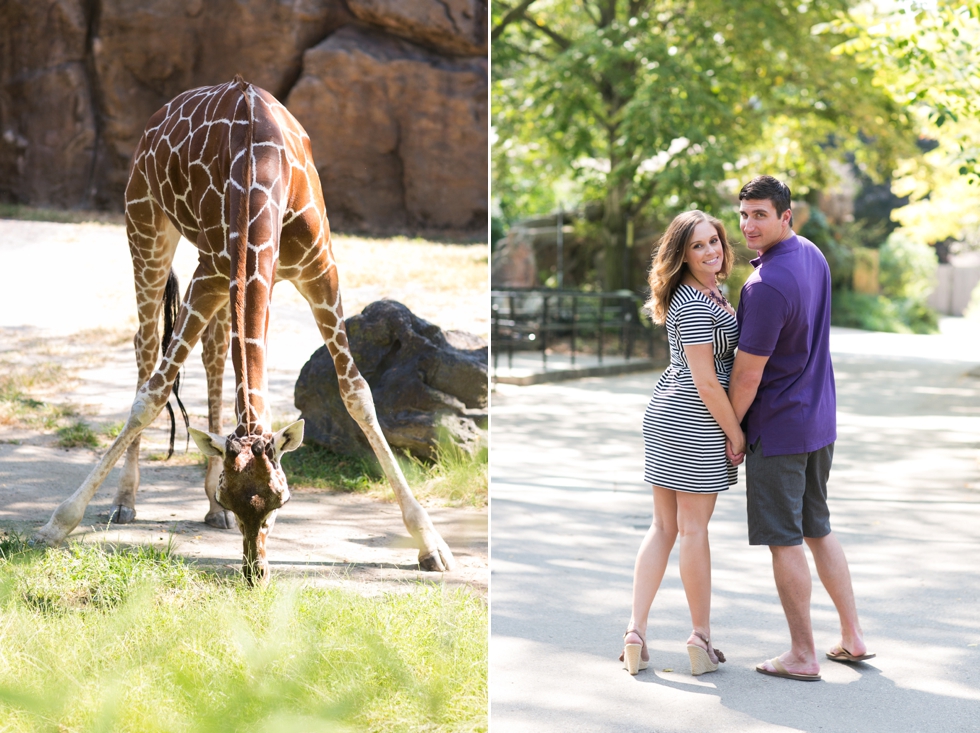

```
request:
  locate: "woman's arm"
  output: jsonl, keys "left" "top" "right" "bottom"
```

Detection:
{"left": 684, "top": 342, "right": 746, "bottom": 456}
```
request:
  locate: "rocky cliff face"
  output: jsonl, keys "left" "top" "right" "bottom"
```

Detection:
{"left": 0, "top": 0, "right": 486, "bottom": 234}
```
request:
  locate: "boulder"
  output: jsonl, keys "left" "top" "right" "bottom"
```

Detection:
{"left": 286, "top": 24, "right": 488, "bottom": 233}
{"left": 295, "top": 300, "right": 488, "bottom": 460}
{"left": 347, "top": 0, "right": 487, "bottom": 57}
{"left": 0, "top": 0, "right": 97, "bottom": 207}
{"left": 89, "top": 0, "right": 352, "bottom": 206}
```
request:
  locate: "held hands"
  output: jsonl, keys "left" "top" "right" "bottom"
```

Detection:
{"left": 726, "top": 432, "right": 747, "bottom": 466}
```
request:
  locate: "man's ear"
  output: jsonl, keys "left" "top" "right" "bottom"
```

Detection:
{"left": 189, "top": 427, "right": 226, "bottom": 457}
{"left": 273, "top": 419, "right": 304, "bottom": 459}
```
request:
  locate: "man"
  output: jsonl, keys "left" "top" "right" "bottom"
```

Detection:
{"left": 726, "top": 175, "right": 874, "bottom": 681}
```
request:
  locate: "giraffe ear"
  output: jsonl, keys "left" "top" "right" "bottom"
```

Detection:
{"left": 273, "top": 419, "right": 304, "bottom": 459}
{"left": 189, "top": 427, "right": 226, "bottom": 457}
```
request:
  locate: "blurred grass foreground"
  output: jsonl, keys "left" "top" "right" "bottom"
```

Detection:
{"left": 0, "top": 538, "right": 487, "bottom": 732}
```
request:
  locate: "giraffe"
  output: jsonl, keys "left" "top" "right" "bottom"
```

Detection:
{"left": 33, "top": 77, "right": 455, "bottom": 584}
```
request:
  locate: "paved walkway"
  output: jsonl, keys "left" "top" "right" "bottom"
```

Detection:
{"left": 492, "top": 351, "right": 659, "bottom": 385}
{"left": 490, "top": 319, "right": 980, "bottom": 732}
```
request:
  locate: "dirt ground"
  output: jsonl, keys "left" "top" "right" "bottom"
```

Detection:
{"left": 0, "top": 218, "right": 488, "bottom": 595}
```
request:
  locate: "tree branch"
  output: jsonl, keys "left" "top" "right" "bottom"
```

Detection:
{"left": 520, "top": 11, "right": 573, "bottom": 50}
{"left": 582, "top": 1, "right": 601, "bottom": 25}
{"left": 492, "top": 0, "right": 539, "bottom": 41}
{"left": 628, "top": 181, "right": 658, "bottom": 218}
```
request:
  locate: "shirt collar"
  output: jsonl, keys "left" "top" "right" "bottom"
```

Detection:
{"left": 750, "top": 232, "right": 800, "bottom": 268}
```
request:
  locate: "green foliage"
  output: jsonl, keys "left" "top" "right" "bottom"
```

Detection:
{"left": 797, "top": 207, "right": 940, "bottom": 333}
{"left": 492, "top": 0, "right": 916, "bottom": 288}
{"left": 0, "top": 540, "right": 487, "bottom": 732}
{"left": 723, "top": 263, "right": 754, "bottom": 309}
{"left": 491, "top": 215, "right": 507, "bottom": 250}
{"left": 832, "top": 291, "right": 905, "bottom": 332}
{"left": 826, "top": 1, "right": 980, "bottom": 180}
{"left": 831, "top": 291, "right": 938, "bottom": 334}
{"left": 827, "top": 2, "right": 980, "bottom": 247}
{"left": 800, "top": 208, "right": 855, "bottom": 292}
{"left": 879, "top": 231, "right": 938, "bottom": 300}
{"left": 56, "top": 420, "right": 101, "bottom": 449}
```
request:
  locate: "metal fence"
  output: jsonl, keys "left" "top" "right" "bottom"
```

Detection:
{"left": 490, "top": 289, "right": 666, "bottom": 371}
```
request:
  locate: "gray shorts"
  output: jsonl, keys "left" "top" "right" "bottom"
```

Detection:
{"left": 745, "top": 439, "right": 834, "bottom": 546}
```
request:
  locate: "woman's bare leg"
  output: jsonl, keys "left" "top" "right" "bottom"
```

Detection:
{"left": 626, "top": 486, "right": 680, "bottom": 649}
{"left": 676, "top": 491, "right": 719, "bottom": 659}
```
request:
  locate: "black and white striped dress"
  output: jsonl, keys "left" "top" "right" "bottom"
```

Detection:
{"left": 643, "top": 284, "right": 739, "bottom": 492}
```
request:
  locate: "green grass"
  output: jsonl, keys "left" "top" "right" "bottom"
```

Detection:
{"left": 0, "top": 536, "right": 487, "bottom": 732}
{"left": 0, "top": 363, "right": 79, "bottom": 430}
{"left": 285, "top": 445, "right": 385, "bottom": 492}
{"left": 101, "top": 420, "right": 125, "bottom": 439}
{"left": 404, "top": 441, "right": 489, "bottom": 508}
{"left": 56, "top": 420, "right": 101, "bottom": 449}
{"left": 284, "top": 437, "right": 488, "bottom": 508}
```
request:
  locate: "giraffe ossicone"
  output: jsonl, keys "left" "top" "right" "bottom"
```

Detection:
{"left": 32, "top": 76, "right": 455, "bottom": 583}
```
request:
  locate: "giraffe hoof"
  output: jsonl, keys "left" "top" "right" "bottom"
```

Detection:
{"left": 109, "top": 506, "right": 136, "bottom": 524}
{"left": 205, "top": 510, "right": 235, "bottom": 530}
{"left": 418, "top": 549, "right": 452, "bottom": 573}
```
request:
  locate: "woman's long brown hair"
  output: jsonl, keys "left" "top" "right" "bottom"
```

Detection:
{"left": 644, "top": 210, "right": 734, "bottom": 324}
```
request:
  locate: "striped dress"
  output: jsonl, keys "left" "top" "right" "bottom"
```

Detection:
{"left": 643, "top": 284, "right": 739, "bottom": 492}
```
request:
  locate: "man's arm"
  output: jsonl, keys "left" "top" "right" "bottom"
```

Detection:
{"left": 729, "top": 350, "right": 769, "bottom": 422}
{"left": 725, "top": 350, "right": 770, "bottom": 463}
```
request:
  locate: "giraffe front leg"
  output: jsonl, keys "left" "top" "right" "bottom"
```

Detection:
{"left": 34, "top": 395, "right": 161, "bottom": 545}
{"left": 111, "top": 209, "right": 180, "bottom": 524}
{"left": 34, "top": 266, "right": 227, "bottom": 545}
{"left": 110, "top": 319, "right": 160, "bottom": 524}
{"left": 343, "top": 379, "right": 455, "bottom": 571}
{"left": 201, "top": 302, "right": 234, "bottom": 529}
{"left": 294, "top": 270, "right": 455, "bottom": 571}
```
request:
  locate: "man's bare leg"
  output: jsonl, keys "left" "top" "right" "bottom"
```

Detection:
{"left": 805, "top": 531, "right": 869, "bottom": 657}
{"left": 758, "top": 544, "right": 820, "bottom": 676}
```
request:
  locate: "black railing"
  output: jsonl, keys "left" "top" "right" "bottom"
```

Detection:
{"left": 491, "top": 289, "right": 666, "bottom": 372}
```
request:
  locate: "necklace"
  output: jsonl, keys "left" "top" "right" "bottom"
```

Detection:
{"left": 689, "top": 276, "right": 731, "bottom": 310}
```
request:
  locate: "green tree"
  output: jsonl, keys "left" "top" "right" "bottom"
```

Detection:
{"left": 492, "top": 0, "right": 913, "bottom": 290}
{"left": 827, "top": 1, "right": 980, "bottom": 245}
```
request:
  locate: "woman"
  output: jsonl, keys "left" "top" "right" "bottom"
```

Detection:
{"left": 621, "top": 210, "right": 745, "bottom": 676}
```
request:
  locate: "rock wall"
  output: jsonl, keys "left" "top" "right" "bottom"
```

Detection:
{"left": 0, "top": 0, "right": 487, "bottom": 234}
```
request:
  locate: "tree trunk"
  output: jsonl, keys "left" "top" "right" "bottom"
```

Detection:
{"left": 602, "top": 183, "right": 628, "bottom": 291}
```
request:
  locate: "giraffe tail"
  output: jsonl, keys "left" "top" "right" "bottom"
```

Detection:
{"left": 162, "top": 269, "right": 189, "bottom": 458}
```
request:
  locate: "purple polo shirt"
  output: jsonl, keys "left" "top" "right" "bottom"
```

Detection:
{"left": 736, "top": 233, "right": 836, "bottom": 456}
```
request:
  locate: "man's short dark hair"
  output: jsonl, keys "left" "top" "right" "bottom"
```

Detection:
{"left": 739, "top": 175, "right": 792, "bottom": 217}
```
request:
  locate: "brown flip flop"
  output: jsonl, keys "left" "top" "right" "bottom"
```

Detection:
{"left": 755, "top": 657, "right": 821, "bottom": 681}
{"left": 826, "top": 646, "right": 876, "bottom": 663}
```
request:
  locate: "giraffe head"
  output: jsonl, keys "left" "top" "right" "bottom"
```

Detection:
{"left": 189, "top": 420, "right": 304, "bottom": 586}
